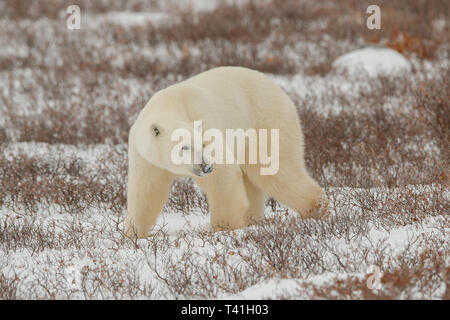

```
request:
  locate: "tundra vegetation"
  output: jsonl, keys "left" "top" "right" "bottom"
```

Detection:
{"left": 0, "top": 0, "right": 448, "bottom": 299}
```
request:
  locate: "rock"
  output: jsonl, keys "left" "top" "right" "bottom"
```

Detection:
{"left": 333, "top": 46, "right": 412, "bottom": 77}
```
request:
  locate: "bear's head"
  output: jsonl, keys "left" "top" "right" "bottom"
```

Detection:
{"left": 133, "top": 106, "right": 213, "bottom": 178}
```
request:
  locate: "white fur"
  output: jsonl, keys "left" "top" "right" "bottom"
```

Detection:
{"left": 126, "top": 67, "right": 327, "bottom": 238}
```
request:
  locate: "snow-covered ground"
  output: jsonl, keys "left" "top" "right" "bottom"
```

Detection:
{"left": 0, "top": 0, "right": 448, "bottom": 299}
{"left": 0, "top": 164, "right": 447, "bottom": 299}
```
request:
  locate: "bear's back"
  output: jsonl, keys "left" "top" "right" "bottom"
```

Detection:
{"left": 180, "top": 67, "right": 299, "bottom": 128}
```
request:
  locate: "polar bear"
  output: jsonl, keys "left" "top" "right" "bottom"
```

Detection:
{"left": 125, "top": 66, "right": 327, "bottom": 238}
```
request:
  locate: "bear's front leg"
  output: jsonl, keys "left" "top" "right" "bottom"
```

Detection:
{"left": 125, "top": 146, "right": 174, "bottom": 238}
{"left": 195, "top": 165, "right": 250, "bottom": 231}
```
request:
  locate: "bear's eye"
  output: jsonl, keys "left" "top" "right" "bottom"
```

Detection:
{"left": 152, "top": 125, "right": 160, "bottom": 137}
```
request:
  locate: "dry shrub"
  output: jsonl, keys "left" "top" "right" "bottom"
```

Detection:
{"left": 299, "top": 71, "right": 448, "bottom": 189}
{"left": 0, "top": 68, "right": 143, "bottom": 144}
{"left": 306, "top": 237, "right": 448, "bottom": 299}
{"left": 0, "top": 214, "right": 61, "bottom": 253}
{"left": 0, "top": 272, "right": 18, "bottom": 300}
{"left": 144, "top": 232, "right": 261, "bottom": 299}
{"left": 76, "top": 261, "right": 153, "bottom": 299}
{"left": 0, "top": 149, "right": 127, "bottom": 215}
{"left": 0, "top": 0, "right": 160, "bottom": 19}
{"left": 348, "top": 0, "right": 448, "bottom": 59}
{"left": 413, "top": 69, "right": 450, "bottom": 152}
{"left": 166, "top": 178, "right": 209, "bottom": 215}
{"left": 0, "top": 127, "right": 6, "bottom": 144}
{"left": 386, "top": 30, "right": 441, "bottom": 60}
{"left": 379, "top": 244, "right": 448, "bottom": 299}
{"left": 0, "top": 0, "right": 448, "bottom": 299}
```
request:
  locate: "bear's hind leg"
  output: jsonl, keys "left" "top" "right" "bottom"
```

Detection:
{"left": 290, "top": 174, "right": 328, "bottom": 219}
{"left": 248, "top": 169, "right": 328, "bottom": 220}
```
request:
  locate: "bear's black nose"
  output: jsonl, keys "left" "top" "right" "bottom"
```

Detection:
{"left": 202, "top": 163, "right": 213, "bottom": 174}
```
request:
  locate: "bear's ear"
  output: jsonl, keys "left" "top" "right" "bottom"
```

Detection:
{"left": 151, "top": 124, "right": 161, "bottom": 137}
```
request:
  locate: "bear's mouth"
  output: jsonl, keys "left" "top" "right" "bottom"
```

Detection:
{"left": 193, "top": 163, "right": 213, "bottom": 176}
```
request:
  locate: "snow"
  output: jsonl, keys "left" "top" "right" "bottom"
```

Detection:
{"left": 223, "top": 278, "right": 303, "bottom": 299}
{"left": 83, "top": 12, "right": 170, "bottom": 28}
{"left": 0, "top": 155, "right": 447, "bottom": 299}
{"left": 0, "top": 0, "right": 448, "bottom": 300}
{"left": 223, "top": 273, "right": 362, "bottom": 299}
{"left": 333, "top": 47, "right": 412, "bottom": 77}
